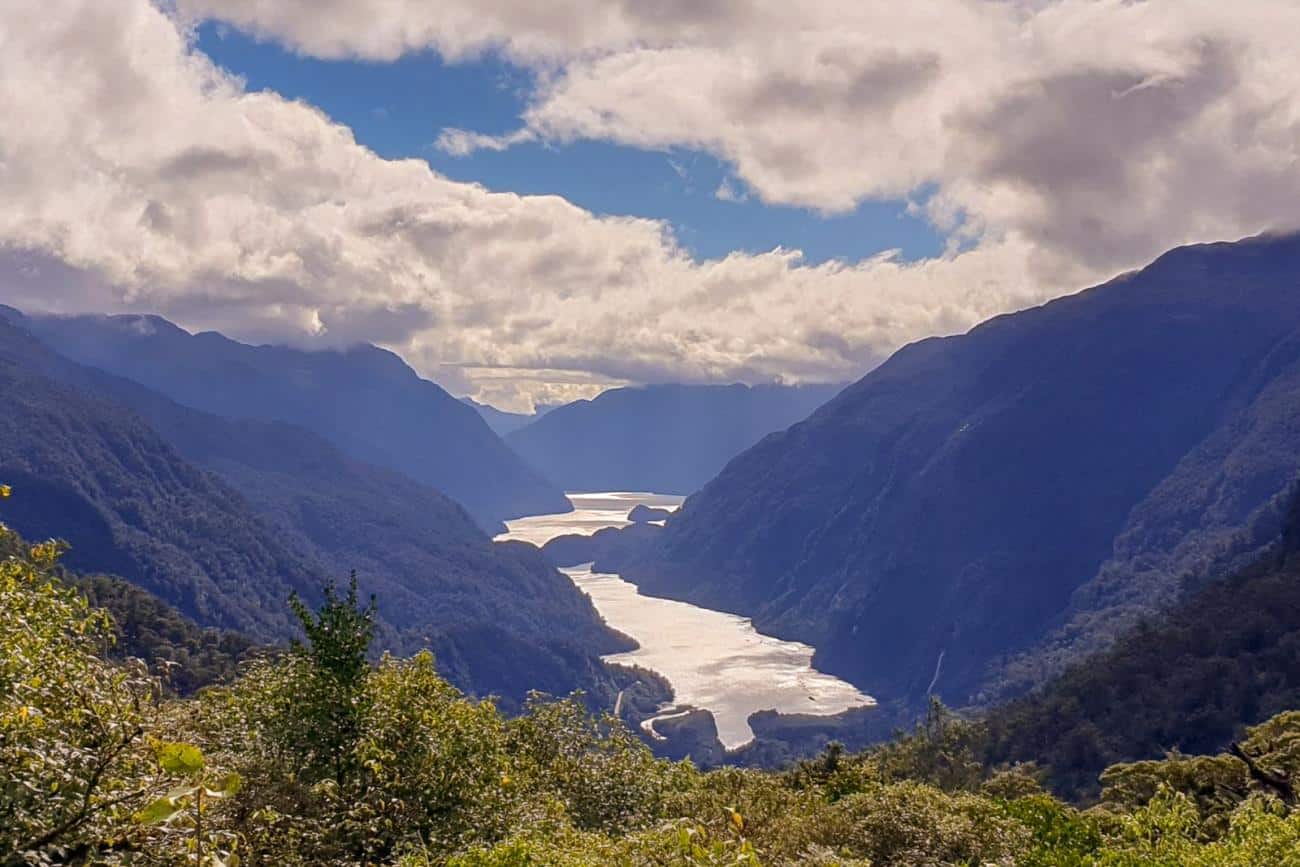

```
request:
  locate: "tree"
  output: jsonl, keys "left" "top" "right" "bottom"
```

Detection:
{"left": 287, "top": 573, "right": 376, "bottom": 786}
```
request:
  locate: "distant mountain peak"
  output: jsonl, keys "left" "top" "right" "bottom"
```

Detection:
{"left": 507, "top": 381, "right": 845, "bottom": 495}
{"left": 9, "top": 308, "right": 569, "bottom": 525}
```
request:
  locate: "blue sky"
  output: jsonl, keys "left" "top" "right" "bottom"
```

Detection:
{"left": 197, "top": 24, "right": 945, "bottom": 267}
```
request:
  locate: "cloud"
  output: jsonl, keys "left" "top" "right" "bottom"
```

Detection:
{"left": 3, "top": 0, "right": 1300, "bottom": 411}
{"left": 436, "top": 127, "right": 536, "bottom": 157}
{"left": 189, "top": 1, "right": 1300, "bottom": 265}
{"left": 714, "top": 179, "right": 748, "bottom": 203}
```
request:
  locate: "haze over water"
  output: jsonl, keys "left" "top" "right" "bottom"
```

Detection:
{"left": 499, "top": 493, "right": 874, "bottom": 748}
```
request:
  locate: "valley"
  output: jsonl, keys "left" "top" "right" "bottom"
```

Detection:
{"left": 9, "top": 3, "right": 1300, "bottom": 860}
{"left": 498, "top": 493, "right": 874, "bottom": 749}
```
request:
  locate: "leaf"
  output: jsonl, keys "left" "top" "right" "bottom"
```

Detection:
{"left": 0, "top": 484, "right": 10, "bottom": 498}
{"left": 135, "top": 796, "right": 182, "bottom": 826}
{"left": 205, "top": 772, "right": 242, "bottom": 798}
{"left": 156, "top": 742, "right": 206, "bottom": 776}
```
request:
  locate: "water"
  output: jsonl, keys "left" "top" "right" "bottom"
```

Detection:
{"left": 498, "top": 492, "right": 874, "bottom": 749}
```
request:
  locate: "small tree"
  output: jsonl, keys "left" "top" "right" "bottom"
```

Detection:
{"left": 287, "top": 573, "right": 376, "bottom": 785}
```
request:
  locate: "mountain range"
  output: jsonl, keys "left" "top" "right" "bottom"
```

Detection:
{"left": 0, "top": 313, "right": 627, "bottom": 706}
{"left": 507, "top": 382, "right": 843, "bottom": 494}
{"left": 6, "top": 231, "right": 1300, "bottom": 769}
{"left": 620, "top": 233, "right": 1300, "bottom": 710}
{"left": 7, "top": 310, "right": 568, "bottom": 527}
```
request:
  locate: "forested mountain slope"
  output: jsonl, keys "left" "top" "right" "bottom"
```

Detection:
{"left": 0, "top": 332, "right": 322, "bottom": 637}
{"left": 0, "top": 516, "right": 257, "bottom": 695}
{"left": 507, "top": 383, "right": 843, "bottom": 494}
{"left": 624, "top": 233, "right": 1300, "bottom": 708}
{"left": 985, "top": 485, "right": 1300, "bottom": 799}
{"left": 10, "top": 506, "right": 1300, "bottom": 866}
{"left": 7, "top": 309, "right": 567, "bottom": 526}
{"left": 0, "top": 318, "right": 628, "bottom": 704}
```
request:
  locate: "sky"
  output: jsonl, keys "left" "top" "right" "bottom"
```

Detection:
{"left": 196, "top": 23, "right": 946, "bottom": 267}
{"left": 2, "top": 1, "right": 1299, "bottom": 411}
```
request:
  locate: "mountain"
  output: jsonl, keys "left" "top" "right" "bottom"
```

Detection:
{"left": 0, "top": 316, "right": 629, "bottom": 705}
{"left": 985, "top": 485, "right": 1300, "bottom": 799}
{"left": 460, "top": 396, "right": 548, "bottom": 437}
{"left": 507, "top": 383, "right": 844, "bottom": 494}
{"left": 0, "top": 323, "right": 322, "bottom": 638}
{"left": 622, "top": 233, "right": 1300, "bottom": 709}
{"left": 0, "top": 506, "right": 258, "bottom": 695}
{"left": 9, "top": 311, "right": 568, "bottom": 526}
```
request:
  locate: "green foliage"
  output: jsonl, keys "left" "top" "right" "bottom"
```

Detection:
{"left": 134, "top": 741, "right": 243, "bottom": 866}
{"left": 864, "top": 697, "right": 991, "bottom": 792}
{"left": 1000, "top": 796, "right": 1103, "bottom": 867}
{"left": 75, "top": 573, "right": 258, "bottom": 695}
{"left": 0, "top": 524, "right": 157, "bottom": 864}
{"left": 10, "top": 501, "right": 1300, "bottom": 866}
{"left": 506, "top": 695, "right": 683, "bottom": 834}
{"left": 1094, "top": 788, "right": 1300, "bottom": 866}
{"left": 288, "top": 573, "right": 376, "bottom": 785}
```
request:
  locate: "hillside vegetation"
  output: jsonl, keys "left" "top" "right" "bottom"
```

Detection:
{"left": 6, "top": 504, "right": 1300, "bottom": 866}
{"left": 0, "top": 519, "right": 256, "bottom": 695}
{"left": 985, "top": 484, "right": 1300, "bottom": 800}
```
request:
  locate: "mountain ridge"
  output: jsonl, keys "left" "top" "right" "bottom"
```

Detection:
{"left": 621, "top": 233, "right": 1300, "bottom": 709}
{"left": 7, "top": 310, "right": 568, "bottom": 526}
{"left": 507, "top": 382, "right": 844, "bottom": 494}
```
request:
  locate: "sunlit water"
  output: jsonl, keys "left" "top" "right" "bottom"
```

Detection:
{"left": 498, "top": 492, "right": 874, "bottom": 749}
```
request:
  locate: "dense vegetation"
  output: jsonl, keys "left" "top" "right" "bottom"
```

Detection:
{"left": 6, "top": 307, "right": 567, "bottom": 525}
{"left": 7, "top": 505, "right": 1300, "bottom": 866}
{"left": 0, "top": 316, "right": 630, "bottom": 707}
{"left": 986, "top": 485, "right": 1300, "bottom": 800}
{"left": 74, "top": 575, "right": 259, "bottom": 695}
{"left": 0, "top": 519, "right": 254, "bottom": 696}
{"left": 507, "top": 383, "right": 842, "bottom": 495}
{"left": 0, "top": 326, "right": 324, "bottom": 638}
{"left": 625, "top": 234, "right": 1300, "bottom": 708}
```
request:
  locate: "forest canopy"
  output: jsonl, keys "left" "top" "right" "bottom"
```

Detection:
{"left": 5, "top": 503, "right": 1300, "bottom": 866}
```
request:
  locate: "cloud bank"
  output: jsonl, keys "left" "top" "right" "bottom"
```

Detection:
{"left": 3, "top": 0, "right": 1299, "bottom": 409}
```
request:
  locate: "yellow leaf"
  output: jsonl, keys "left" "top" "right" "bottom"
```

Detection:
{"left": 727, "top": 807, "right": 745, "bottom": 833}
{"left": 0, "top": 485, "right": 10, "bottom": 498}
{"left": 156, "top": 742, "right": 206, "bottom": 776}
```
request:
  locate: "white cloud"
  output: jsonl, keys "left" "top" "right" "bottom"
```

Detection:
{"left": 187, "top": 0, "right": 1300, "bottom": 268}
{"left": 436, "top": 127, "right": 536, "bottom": 157}
{"left": 714, "top": 179, "right": 748, "bottom": 203}
{"left": 3, "top": 0, "right": 1300, "bottom": 411}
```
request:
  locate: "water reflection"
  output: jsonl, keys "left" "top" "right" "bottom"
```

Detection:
{"left": 499, "top": 492, "right": 873, "bottom": 748}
